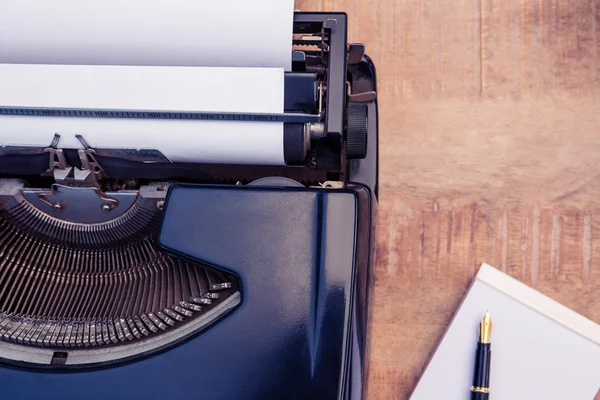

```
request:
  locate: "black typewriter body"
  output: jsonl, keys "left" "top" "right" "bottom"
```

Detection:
{"left": 0, "top": 12, "right": 378, "bottom": 400}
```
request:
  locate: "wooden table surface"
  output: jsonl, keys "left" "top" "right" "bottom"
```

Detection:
{"left": 295, "top": 0, "right": 600, "bottom": 398}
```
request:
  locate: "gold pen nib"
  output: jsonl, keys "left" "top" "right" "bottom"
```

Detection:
{"left": 479, "top": 311, "right": 492, "bottom": 343}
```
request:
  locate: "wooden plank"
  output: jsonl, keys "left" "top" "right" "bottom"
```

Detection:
{"left": 295, "top": 1, "right": 600, "bottom": 398}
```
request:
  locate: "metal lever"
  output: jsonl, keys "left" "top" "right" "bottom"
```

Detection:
{"left": 346, "top": 79, "right": 377, "bottom": 103}
{"left": 348, "top": 91, "right": 377, "bottom": 103}
{"left": 347, "top": 43, "right": 366, "bottom": 65}
{"left": 35, "top": 184, "right": 120, "bottom": 214}
{"left": 45, "top": 148, "right": 69, "bottom": 172}
{"left": 44, "top": 134, "right": 68, "bottom": 172}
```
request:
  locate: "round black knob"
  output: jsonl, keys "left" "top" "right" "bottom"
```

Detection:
{"left": 346, "top": 102, "right": 368, "bottom": 159}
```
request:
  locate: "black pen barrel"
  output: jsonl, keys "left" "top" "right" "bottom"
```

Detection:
{"left": 473, "top": 343, "right": 491, "bottom": 387}
{"left": 471, "top": 392, "right": 489, "bottom": 400}
{"left": 471, "top": 342, "right": 491, "bottom": 399}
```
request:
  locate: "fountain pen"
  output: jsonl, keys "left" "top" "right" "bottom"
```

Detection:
{"left": 470, "top": 312, "right": 492, "bottom": 399}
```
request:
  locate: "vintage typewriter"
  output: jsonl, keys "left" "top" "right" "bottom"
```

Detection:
{"left": 0, "top": 11, "right": 378, "bottom": 400}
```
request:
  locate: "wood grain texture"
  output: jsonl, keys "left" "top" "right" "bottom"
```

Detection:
{"left": 295, "top": 0, "right": 600, "bottom": 398}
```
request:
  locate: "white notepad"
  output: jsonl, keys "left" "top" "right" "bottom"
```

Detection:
{"left": 410, "top": 263, "right": 600, "bottom": 400}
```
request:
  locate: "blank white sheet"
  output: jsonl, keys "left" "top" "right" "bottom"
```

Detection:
{"left": 0, "top": 64, "right": 284, "bottom": 114}
{"left": 0, "top": 116, "right": 285, "bottom": 166}
{"left": 0, "top": 0, "right": 294, "bottom": 70}
{"left": 0, "top": 0, "right": 295, "bottom": 166}
{"left": 0, "top": 65, "right": 287, "bottom": 165}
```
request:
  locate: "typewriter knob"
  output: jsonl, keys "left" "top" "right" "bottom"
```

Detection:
{"left": 346, "top": 102, "right": 368, "bottom": 159}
